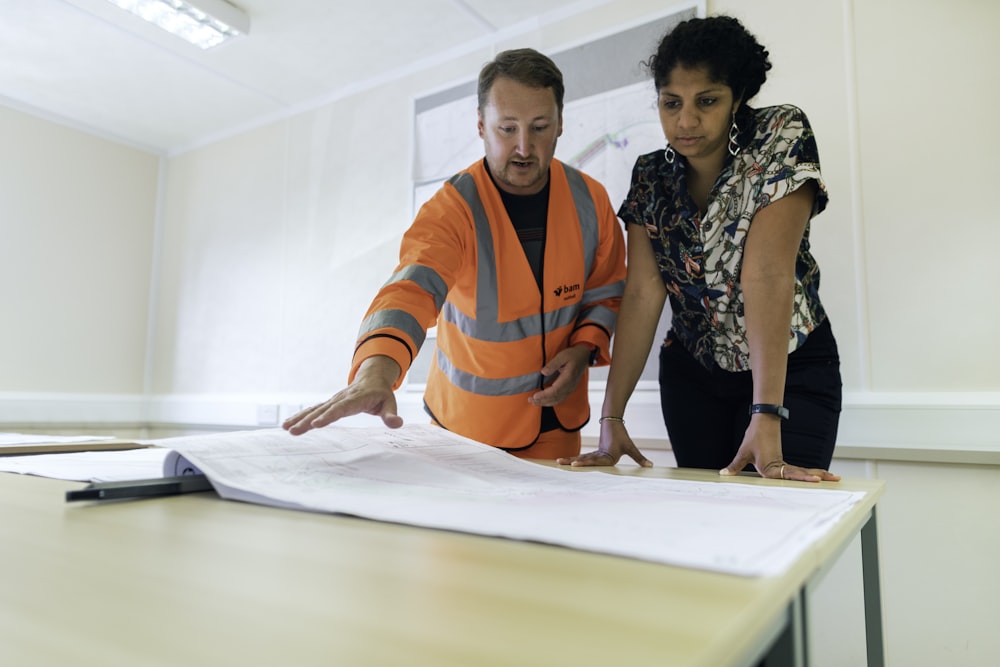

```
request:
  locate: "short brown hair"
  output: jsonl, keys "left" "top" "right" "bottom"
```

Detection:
{"left": 477, "top": 48, "right": 565, "bottom": 112}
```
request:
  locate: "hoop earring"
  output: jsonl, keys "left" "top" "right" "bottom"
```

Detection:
{"left": 664, "top": 144, "right": 676, "bottom": 164}
{"left": 728, "top": 118, "right": 741, "bottom": 157}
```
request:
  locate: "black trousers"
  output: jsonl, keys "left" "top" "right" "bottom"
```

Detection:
{"left": 659, "top": 318, "right": 842, "bottom": 471}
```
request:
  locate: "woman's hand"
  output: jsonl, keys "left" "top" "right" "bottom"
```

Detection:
{"left": 720, "top": 416, "right": 840, "bottom": 482}
{"left": 556, "top": 420, "right": 653, "bottom": 468}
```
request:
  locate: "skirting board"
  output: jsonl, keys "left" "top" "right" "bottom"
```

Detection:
{"left": 1, "top": 390, "right": 998, "bottom": 465}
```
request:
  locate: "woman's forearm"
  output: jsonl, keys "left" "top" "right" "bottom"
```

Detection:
{"left": 740, "top": 183, "right": 815, "bottom": 406}
{"left": 601, "top": 225, "right": 667, "bottom": 418}
{"left": 602, "top": 280, "right": 666, "bottom": 418}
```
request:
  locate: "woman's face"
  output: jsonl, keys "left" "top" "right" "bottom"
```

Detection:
{"left": 657, "top": 64, "right": 740, "bottom": 164}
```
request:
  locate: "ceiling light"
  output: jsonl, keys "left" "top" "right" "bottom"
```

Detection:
{"left": 105, "top": 0, "right": 250, "bottom": 49}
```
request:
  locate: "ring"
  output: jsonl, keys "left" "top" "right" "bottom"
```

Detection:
{"left": 780, "top": 464, "right": 786, "bottom": 480}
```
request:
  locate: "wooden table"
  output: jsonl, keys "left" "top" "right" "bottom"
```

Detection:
{"left": 0, "top": 465, "right": 885, "bottom": 667}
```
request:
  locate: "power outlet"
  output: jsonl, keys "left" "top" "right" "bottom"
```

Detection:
{"left": 255, "top": 404, "right": 280, "bottom": 426}
{"left": 280, "top": 404, "right": 304, "bottom": 421}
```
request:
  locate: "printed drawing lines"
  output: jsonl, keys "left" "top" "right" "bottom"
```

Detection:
{"left": 564, "top": 121, "right": 656, "bottom": 170}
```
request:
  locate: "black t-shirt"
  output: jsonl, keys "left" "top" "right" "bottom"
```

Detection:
{"left": 493, "top": 172, "right": 549, "bottom": 289}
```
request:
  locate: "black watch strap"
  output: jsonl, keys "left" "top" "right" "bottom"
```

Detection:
{"left": 749, "top": 403, "right": 790, "bottom": 420}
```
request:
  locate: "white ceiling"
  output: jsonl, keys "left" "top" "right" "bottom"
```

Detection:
{"left": 0, "top": 0, "right": 600, "bottom": 154}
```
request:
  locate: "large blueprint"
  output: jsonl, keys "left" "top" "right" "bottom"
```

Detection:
{"left": 155, "top": 424, "right": 864, "bottom": 577}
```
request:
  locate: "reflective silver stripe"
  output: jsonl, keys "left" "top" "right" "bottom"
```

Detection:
{"left": 357, "top": 308, "right": 425, "bottom": 350}
{"left": 383, "top": 264, "right": 448, "bottom": 311}
{"left": 441, "top": 301, "right": 587, "bottom": 342}
{"left": 563, "top": 164, "right": 598, "bottom": 277}
{"left": 441, "top": 301, "right": 538, "bottom": 340}
{"left": 435, "top": 347, "right": 540, "bottom": 396}
{"left": 543, "top": 303, "right": 584, "bottom": 333}
{"left": 449, "top": 172, "right": 500, "bottom": 324}
{"left": 581, "top": 280, "right": 625, "bottom": 304}
{"left": 577, "top": 304, "right": 617, "bottom": 332}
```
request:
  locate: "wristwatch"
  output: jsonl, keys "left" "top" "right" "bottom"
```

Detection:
{"left": 749, "top": 403, "right": 790, "bottom": 420}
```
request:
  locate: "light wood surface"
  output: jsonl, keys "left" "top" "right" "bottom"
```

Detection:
{"left": 0, "top": 465, "right": 884, "bottom": 667}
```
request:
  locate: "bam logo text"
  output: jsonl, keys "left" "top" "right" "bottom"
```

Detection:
{"left": 553, "top": 283, "right": 581, "bottom": 298}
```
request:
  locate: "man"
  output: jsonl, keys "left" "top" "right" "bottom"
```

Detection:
{"left": 283, "top": 48, "right": 626, "bottom": 460}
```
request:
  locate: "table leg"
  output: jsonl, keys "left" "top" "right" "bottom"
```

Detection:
{"left": 761, "top": 591, "right": 807, "bottom": 667}
{"left": 861, "top": 508, "right": 885, "bottom": 667}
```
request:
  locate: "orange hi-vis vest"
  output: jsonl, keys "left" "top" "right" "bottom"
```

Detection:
{"left": 350, "top": 158, "right": 626, "bottom": 449}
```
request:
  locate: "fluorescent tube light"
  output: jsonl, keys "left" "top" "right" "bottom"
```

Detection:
{"left": 105, "top": 0, "right": 250, "bottom": 49}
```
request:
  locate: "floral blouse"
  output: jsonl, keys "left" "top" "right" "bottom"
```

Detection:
{"left": 618, "top": 104, "right": 829, "bottom": 372}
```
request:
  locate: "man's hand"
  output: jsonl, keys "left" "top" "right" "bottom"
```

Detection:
{"left": 528, "top": 344, "right": 591, "bottom": 407}
{"left": 282, "top": 357, "right": 403, "bottom": 435}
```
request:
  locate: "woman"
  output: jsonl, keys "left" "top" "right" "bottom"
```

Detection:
{"left": 559, "top": 15, "right": 841, "bottom": 482}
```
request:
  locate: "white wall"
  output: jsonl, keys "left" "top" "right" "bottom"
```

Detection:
{"left": 853, "top": 0, "right": 999, "bottom": 391}
{"left": 2, "top": 0, "right": 985, "bottom": 435}
{"left": 0, "top": 106, "right": 158, "bottom": 398}
{"left": 149, "top": 0, "right": 1000, "bottom": 439}
{"left": 2, "top": 3, "right": 995, "bottom": 436}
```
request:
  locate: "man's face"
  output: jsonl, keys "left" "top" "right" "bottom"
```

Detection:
{"left": 478, "top": 77, "right": 562, "bottom": 196}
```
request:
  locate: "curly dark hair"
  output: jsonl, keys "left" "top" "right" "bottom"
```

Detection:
{"left": 478, "top": 48, "right": 565, "bottom": 112}
{"left": 648, "top": 15, "right": 772, "bottom": 107}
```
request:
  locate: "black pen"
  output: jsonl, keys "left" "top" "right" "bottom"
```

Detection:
{"left": 66, "top": 474, "right": 213, "bottom": 502}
